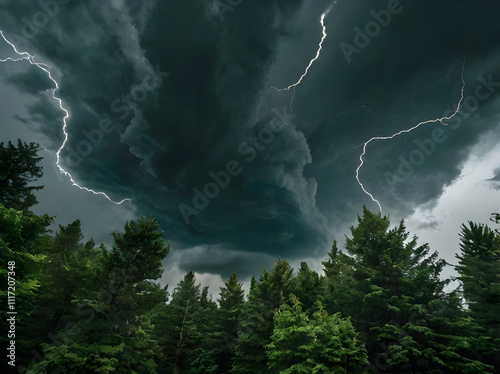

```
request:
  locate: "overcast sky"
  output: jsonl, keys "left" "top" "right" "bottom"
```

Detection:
{"left": 1, "top": 0, "right": 499, "bottom": 297}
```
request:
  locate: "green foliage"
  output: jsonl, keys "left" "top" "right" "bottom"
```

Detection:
{"left": 107, "top": 214, "right": 170, "bottom": 284}
{"left": 266, "top": 294, "right": 368, "bottom": 373}
{"left": 0, "top": 140, "right": 44, "bottom": 211}
{"left": 456, "top": 221, "right": 500, "bottom": 368}
{"left": 153, "top": 272, "right": 222, "bottom": 372}
{"left": 456, "top": 222, "right": 500, "bottom": 336}
{"left": 231, "top": 258, "right": 294, "bottom": 374}
{"left": 189, "top": 348, "right": 219, "bottom": 374}
{"left": 0, "top": 203, "right": 51, "bottom": 368}
{"left": 27, "top": 215, "right": 169, "bottom": 373}
{"left": 326, "top": 207, "right": 494, "bottom": 373}
{"left": 0, "top": 204, "right": 51, "bottom": 301}
{"left": 153, "top": 271, "right": 205, "bottom": 372}
{"left": 291, "top": 262, "right": 326, "bottom": 312}
{"left": 216, "top": 272, "right": 244, "bottom": 372}
{"left": 16, "top": 220, "right": 102, "bottom": 365}
{"left": 322, "top": 240, "right": 356, "bottom": 315}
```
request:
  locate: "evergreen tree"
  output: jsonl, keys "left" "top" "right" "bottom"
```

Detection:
{"left": 266, "top": 294, "right": 367, "bottom": 373}
{"left": 456, "top": 221, "right": 500, "bottom": 369}
{"left": 249, "top": 276, "right": 257, "bottom": 292}
{"left": 216, "top": 272, "right": 245, "bottom": 373}
{"left": 188, "top": 348, "right": 219, "bottom": 374}
{"left": 17, "top": 220, "right": 100, "bottom": 366}
{"left": 0, "top": 140, "right": 44, "bottom": 212}
{"left": 326, "top": 207, "right": 494, "bottom": 373}
{"left": 154, "top": 271, "right": 203, "bottom": 373}
{"left": 199, "top": 285, "right": 219, "bottom": 346}
{"left": 0, "top": 203, "right": 51, "bottom": 370}
{"left": 291, "top": 261, "right": 326, "bottom": 312}
{"left": 231, "top": 258, "right": 293, "bottom": 374}
{"left": 192, "top": 286, "right": 220, "bottom": 372}
{"left": 322, "top": 240, "right": 357, "bottom": 315}
{"left": 27, "top": 215, "right": 169, "bottom": 373}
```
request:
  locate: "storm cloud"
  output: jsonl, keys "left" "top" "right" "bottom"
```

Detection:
{"left": 1, "top": 0, "right": 500, "bottom": 279}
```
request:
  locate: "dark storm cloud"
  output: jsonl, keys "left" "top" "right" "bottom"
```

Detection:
{"left": 13, "top": 114, "right": 30, "bottom": 124}
{"left": 2, "top": 67, "right": 54, "bottom": 94}
{"left": 0, "top": 55, "right": 64, "bottom": 149}
{"left": 292, "top": 0, "right": 500, "bottom": 217}
{"left": 1, "top": 0, "right": 500, "bottom": 279}
{"left": 24, "top": 95, "right": 66, "bottom": 150}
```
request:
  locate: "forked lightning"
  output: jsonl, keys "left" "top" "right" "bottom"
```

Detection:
{"left": 272, "top": 2, "right": 336, "bottom": 109}
{"left": 0, "top": 30, "right": 131, "bottom": 205}
{"left": 355, "top": 55, "right": 466, "bottom": 212}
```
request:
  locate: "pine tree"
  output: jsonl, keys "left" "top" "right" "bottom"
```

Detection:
{"left": 191, "top": 286, "right": 220, "bottom": 372}
{"left": 215, "top": 272, "right": 244, "bottom": 373}
{"left": 266, "top": 294, "right": 367, "bottom": 373}
{"left": 456, "top": 221, "right": 500, "bottom": 369}
{"left": 27, "top": 215, "right": 169, "bottom": 373}
{"left": 266, "top": 294, "right": 313, "bottom": 373}
{"left": 199, "top": 285, "right": 219, "bottom": 345}
{"left": 0, "top": 140, "right": 44, "bottom": 212}
{"left": 188, "top": 348, "right": 219, "bottom": 374}
{"left": 17, "top": 220, "right": 100, "bottom": 366}
{"left": 231, "top": 258, "right": 293, "bottom": 374}
{"left": 291, "top": 261, "right": 326, "bottom": 312}
{"left": 249, "top": 276, "right": 257, "bottom": 292}
{"left": 0, "top": 203, "right": 51, "bottom": 370}
{"left": 154, "top": 271, "right": 204, "bottom": 373}
{"left": 327, "top": 207, "right": 494, "bottom": 373}
{"left": 322, "top": 240, "right": 357, "bottom": 315}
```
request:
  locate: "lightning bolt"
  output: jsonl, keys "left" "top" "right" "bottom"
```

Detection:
{"left": 272, "top": 2, "right": 335, "bottom": 109}
{"left": 355, "top": 55, "right": 466, "bottom": 212}
{"left": 0, "top": 30, "right": 131, "bottom": 205}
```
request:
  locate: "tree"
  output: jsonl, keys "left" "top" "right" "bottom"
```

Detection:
{"left": 456, "top": 221, "right": 500, "bottom": 369}
{"left": 266, "top": 294, "right": 367, "bottom": 373}
{"left": 0, "top": 203, "right": 51, "bottom": 370}
{"left": 327, "top": 207, "right": 494, "bottom": 373}
{"left": 0, "top": 140, "right": 44, "bottom": 211}
{"left": 457, "top": 222, "right": 500, "bottom": 335}
{"left": 17, "top": 220, "right": 100, "bottom": 367}
{"left": 231, "top": 258, "right": 293, "bottom": 374}
{"left": 192, "top": 286, "right": 220, "bottom": 372}
{"left": 216, "top": 272, "right": 245, "bottom": 372}
{"left": 27, "top": 215, "right": 170, "bottom": 373}
{"left": 188, "top": 348, "right": 219, "bottom": 374}
{"left": 291, "top": 261, "right": 326, "bottom": 313}
{"left": 154, "top": 271, "right": 204, "bottom": 373}
{"left": 322, "top": 240, "right": 357, "bottom": 316}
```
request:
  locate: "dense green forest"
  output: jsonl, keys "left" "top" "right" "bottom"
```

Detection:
{"left": 1, "top": 140, "right": 499, "bottom": 373}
